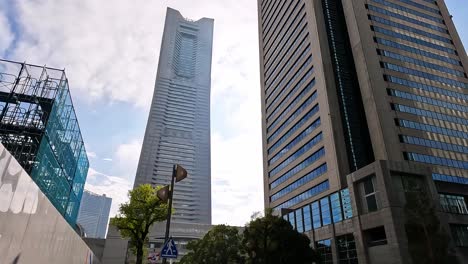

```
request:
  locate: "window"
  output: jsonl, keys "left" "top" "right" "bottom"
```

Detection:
{"left": 450, "top": 224, "right": 468, "bottom": 247}
{"left": 321, "top": 197, "right": 332, "bottom": 226}
{"left": 400, "top": 135, "right": 468, "bottom": 154}
{"left": 397, "top": 119, "right": 468, "bottom": 140}
{"left": 270, "top": 163, "right": 327, "bottom": 201}
{"left": 303, "top": 205, "right": 312, "bottom": 232}
{"left": 362, "top": 177, "right": 378, "bottom": 213}
{"left": 316, "top": 239, "right": 333, "bottom": 264}
{"left": 365, "top": 226, "right": 387, "bottom": 247}
{"left": 296, "top": 208, "right": 304, "bottom": 233}
{"left": 370, "top": 0, "right": 444, "bottom": 23}
{"left": 433, "top": 173, "right": 468, "bottom": 185}
{"left": 312, "top": 201, "right": 322, "bottom": 229}
{"left": 341, "top": 189, "right": 353, "bottom": 219}
{"left": 405, "top": 152, "right": 468, "bottom": 170}
{"left": 389, "top": 90, "right": 468, "bottom": 113}
{"left": 439, "top": 194, "right": 468, "bottom": 215}
{"left": 336, "top": 234, "right": 359, "bottom": 264}
{"left": 274, "top": 180, "right": 329, "bottom": 210}
{"left": 331, "top": 192, "right": 343, "bottom": 223}
{"left": 288, "top": 211, "right": 296, "bottom": 230}
{"left": 269, "top": 132, "right": 323, "bottom": 177}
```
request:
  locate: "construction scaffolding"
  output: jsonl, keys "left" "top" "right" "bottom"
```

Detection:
{"left": 0, "top": 59, "right": 88, "bottom": 225}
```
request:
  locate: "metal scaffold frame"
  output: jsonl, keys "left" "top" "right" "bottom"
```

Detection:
{"left": 0, "top": 59, "right": 89, "bottom": 225}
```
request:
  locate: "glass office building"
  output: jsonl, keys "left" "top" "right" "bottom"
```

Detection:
{"left": 77, "top": 190, "right": 112, "bottom": 239}
{"left": 0, "top": 59, "right": 89, "bottom": 225}
{"left": 134, "top": 8, "right": 213, "bottom": 224}
{"left": 258, "top": 0, "right": 467, "bottom": 262}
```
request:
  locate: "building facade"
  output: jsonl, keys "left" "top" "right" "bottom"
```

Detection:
{"left": 77, "top": 190, "right": 112, "bottom": 239}
{"left": 258, "top": 0, "right": 467, "bottom": 263}
{"left": 134, "top": 8, "right": 213, "bottom": 224}
{"left": 0, "top": 59, "right": 89, "bottom": 225}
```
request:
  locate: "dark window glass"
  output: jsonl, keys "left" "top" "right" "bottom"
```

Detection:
{"left": 321, "top": 197, "right": 332, "bottom": 226}
{"left": 312, "top": 201, "right": 322, "bottom": 229}
{"left": 450, "top": 224, "right": 468, "bottom": 247}
{"left": 296, "top": 208, "right": 304, "bottom": 233}
{"left": 331, "top": 192, "right": 343, "bottom": 223}
{"left": 316, "top": 239, "right": 333, "bottom": 264}
{"left": 303, "top": 205, "right": 312, "bottom": 232}
{"left": 337, "top": 234, "right": 359, "bottom": 264}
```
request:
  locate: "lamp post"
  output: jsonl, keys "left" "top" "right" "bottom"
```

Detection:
{"left": 157, "top": 164, "right": 187, "bottom": 264}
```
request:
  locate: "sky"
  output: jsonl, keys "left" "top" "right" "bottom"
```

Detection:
{"left": 0, "top": 0, "right": 466, "bottom": 226}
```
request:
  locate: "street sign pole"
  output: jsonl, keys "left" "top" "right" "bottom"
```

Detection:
{"left": 162, "top": 165, "right": 177, "bottom": 264}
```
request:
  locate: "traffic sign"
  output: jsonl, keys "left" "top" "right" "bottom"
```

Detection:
{"left": 161, "top": 238, "right": 178, "bottom": 259}
{"left": 147, "top": 252, "right": 159, "bottom": 264}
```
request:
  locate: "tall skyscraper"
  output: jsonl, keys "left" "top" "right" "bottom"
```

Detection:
{"left": 134, "top": 8, "right": 213, "bottom": 224}
{"left": 258, "top": 0, "right": 467, "bottom": 262}
{"left": 0, "top": 59, "right": 89, "bottom": 225}
{"left": 77, "top": 190, "right": 112, "bottom": 239}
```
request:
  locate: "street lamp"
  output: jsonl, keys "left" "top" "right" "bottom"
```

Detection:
{"left": 157, "top": 164, "right": 187, "bottom": 264}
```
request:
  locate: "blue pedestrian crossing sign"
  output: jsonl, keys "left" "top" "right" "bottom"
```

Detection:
{"left": 161, "top": 238, "right": 178, "bottom": 259}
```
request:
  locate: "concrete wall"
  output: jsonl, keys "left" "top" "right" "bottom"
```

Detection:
{"left": 0, "top": 143, "right": 100, "bottom": 264}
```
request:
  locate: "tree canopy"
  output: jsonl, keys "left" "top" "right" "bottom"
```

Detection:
{"left": 179, "top": 225, "right": 244, "bottom": 264}
{"left": 181, "top": 209, "right": 319, "bottom": 264}
{"left": 243, "top": 209, "right": 319, "bottom": 264}
{"left": 111, "top": 184, "right": 168, "bottom": 264}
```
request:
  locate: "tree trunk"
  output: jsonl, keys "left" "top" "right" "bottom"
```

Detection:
{"left": 136, "top": 242, "right": 144, "bottom": 264}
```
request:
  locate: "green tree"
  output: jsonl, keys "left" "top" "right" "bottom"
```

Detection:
{"left": 179, "top": 224, "right": 244, "bottom": 264}
{"left": 111, "top": 184, "right": 168, "bottom": 264}
{"left": 242, "top": 209, "right": 320, "bottom": 264}
{"left": 403, "top": 177, "right": 459, "bottom": 264}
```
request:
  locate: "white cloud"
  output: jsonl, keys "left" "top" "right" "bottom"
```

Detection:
{"left": 0, "top": 9, "right": 14, "bottom": 56}
{"left": 102, "top": 158, "right": 113, "bottom": 162}
{"left": 87, "top": 151, "right": 97, "bottom": 159}
{"left": 113, "top": 140, "right": 142, "bottom": 181}
{"left": 5, "top": 0, "right": 265, "bottom": 226}
{"left": 85, "top": 168, "right": 132, "bottom": 217}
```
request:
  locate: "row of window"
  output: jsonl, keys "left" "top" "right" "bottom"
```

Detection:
{"left": 432, "top": 173, "right": 468, "bottom": 185}
{"left": 268, "top": 117, "right": 320, "bottom": 165}
{"left": 262, "top": 0, "right": 291, "bottom": 39}
{"left": 400, "top": 135, "right": 468, "bottom": 155}
{"left": 370, "top": 0, "right": 444, "bottom": 24}
{"left": 315, "top": 239, "right": 333, "bottom": 264}
{"left": 266, "top": 67, "right": 314, "bottom": 121}
{"left": 274, "top": 180, "right": 329, "bottom": 210}
{"left": 399, "top": 0, "right": 441, "bottom": 14}
{"left": 266, "top": 44, "right": 311, "bottom": 94}
{"left": 376, "top": 38, "right": 461, "bottom": 66}
{"left": 373, "top": 26, "right": 456, "bottom": 54}
{"left": 367, "top": 4, "right": 447, "bottom": 33}
{"left": 266, "top": 56, "right": 313, "bottom": 105}
{"left": 268, "top": 100, "right": 318, "bottom": 144}
{"left": 267, "top": 80, "right": 316, "bottom": 132}
{"left": 265, "top": 34, "right": 309, "bottom": 86}
{"left": 270, "top": 147, "right": 325, "bottom": 188}
{"left": 450, "top": 224, "right": 468, "bottom": 247}
{"left": 397, "top": 119, "right": 468, "bottom": 140}
{"left": 393, "top": 103, "right": 467, "bottom": 126}
{"left": 382, "top": 62, "right": 467, "bottom": 89}
{"left": 282, "top": 188, "right": 353, "bottom": 231}
{"left": 268, "top": 104, "right": 320, "bottom": 154}
{"left": 269, "top": 132, "right": 323, "bottom": 177}
{"left": 269, "top": 117, "right": 321, "bottom": 164}
{"left": 370, "top": 15, "right": 451, "bottom": 44}
{"left": 388, "top": 89, "right": 468, "bottom": 113}
{"left": 439, "top": 193, "right": 468, "bottom": 215}
{"left": 379, "top": 50, "right": 464, "bottom": 77}
{"left": 264, "top": 10, "right": 306, "bottom": 65}
{"left": 265, "top": 26, "right": 308, "bottom": 79}
{"left": 263, "top": 1, "right": 301, "bottom": 50}
{"left": 386, "top": 75, "right": 468, "bottom": 101}
{"left": 270, "top": 163, "right": 327, "bottom": 201}
{"left": 405, "top": 152, "right": 468, "bottom": 170}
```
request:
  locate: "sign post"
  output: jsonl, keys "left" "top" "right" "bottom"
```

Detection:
{"left": 161, "top": 238, "right": 178, "bottom": 260}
